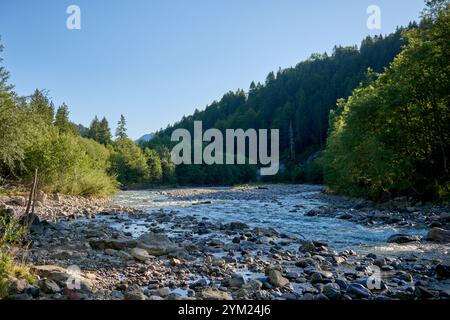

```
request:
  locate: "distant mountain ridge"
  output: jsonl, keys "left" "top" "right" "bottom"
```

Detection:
{"left": 136, "top": 133, "right": 154, "bottom": 143}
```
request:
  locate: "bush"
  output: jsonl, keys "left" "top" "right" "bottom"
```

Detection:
{"left": 110, "top": 138, "right": 150, "bottom": 186}
{"left": 23, "top": 132, "right": 118, "bottom": 197}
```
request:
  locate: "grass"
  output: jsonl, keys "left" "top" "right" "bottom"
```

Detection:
{"left": 0, "top": 211, "right": 36, "bottom": 298}
{"left": 0, "top": 251, "right": 36, "bottom": 298}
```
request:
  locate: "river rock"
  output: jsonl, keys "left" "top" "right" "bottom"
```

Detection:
{"left": 299, "top": 241, "right": 316, "bottom": 253}
{"left": 8, "top": 278, "right": 30, "bottom": 295}
{"left": 31, "top": 265, "right": 93, "bottom": 293}
{"left": 201, "top": 288, "right": 232, "bottom": 300}
{"left": 137, "top": 232, "right": 177, "bottom": 256}
{"left": 124, "top": 289, "right": 146, "bottom": 300}
{"left": 229, "top": 273, "right": 246, "bottom": 288}
{"left": 322, "top": 283, "right": 342, "bottom": 299}
{"left": 267, "top": 269, "right": 289, "bottom": 287}
{"left": 346, "top": 283, "right": 372, "bottom": 299}
{"left": 89, "top": 238, "right": 137, "bottom": 250}
{"left": 131, "top": 247, "right": 151, "bottom": 261}
{"left": 224, "top": 222, "right": 249, "bottom": 230}
{"left": 39, "top": 279, "right": 61, "bottom": 294}
{"left": 426, "top": 228, "right": 450, "bottom": 243}
{"left": 387, "top": 234, "right": 422, "bottom": 244}
{"left": 436, "top": 264, "right": 450, "bottom": 278}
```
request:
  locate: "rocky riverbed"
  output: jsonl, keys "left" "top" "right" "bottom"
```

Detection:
{"left": 2, "top": 185, "right": 449, "bottom": 300}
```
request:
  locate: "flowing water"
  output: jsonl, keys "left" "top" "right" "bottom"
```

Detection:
{"left": 110, "top": 186, "right": 448, "bottom": 260}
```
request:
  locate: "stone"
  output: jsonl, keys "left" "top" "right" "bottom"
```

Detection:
{"left": 236, "top": 289, "right": 249, "bottom": 299}
{"left": 39, "top": 279, "right": 61, "bottom": 294}
{"left": 396, "top": 271, "right": 413, "bottom": 282}
{"left": 52, "top": 250, "right": 74, "bottom": 260}
{"left": 229, "top": 274, "right": 246, "bottom": 288}
{"left": 124, "top": 289, "right": 146, "bottom": 300}
{"left": 169, "top": 258, "right": 182, "bottom": 266}
{"left": 426, "top": 228, "right": 450, "bottom": 243}
{"left": 111, "top": 290, "right": 124, "bottom": 299}
{"left": 137, "top": 232, "right": 177, "bottom": 256}
{"left": 346, "top": 283, "right": 372, "bottom": 299}
{"left": 299, "top": 241, "right": 316, "bottom": 253}
{"left": 131, "top": 247, "right": 151, "bottom": 261}
{"left": 152, "top": 287, "right": 171, "bottom": 297}
{"left": 201, "top": 288, "right": 232, "bottom": 300}
{"left": 89, "top": 238, "right": 137, "bottom": 250}
{"left": 310, "top": 272, "right": 323, "bottom": 284}
{"left": 305, "top": 209, "right": 320, "bottom": 217}
{"left": 436, "top": 264, "right": 450, "bottom": 278}
{"left": 8, "top": 279, "right": 29, "bottom": 295}
{"left": 31, "top": 265, "right": 93, "bottom": 293}
{"left": 439, "top": 212, "right": 450, "bottom": 222}
{"left": 224, "top": 222, "right": 249, "bottom": 230}
{"left": 322, "top": 283, "right": 342, "bottom": 299}
{"left": 267, "top": 269, "right": 289, "bottom": 288}
{"left": 116, "top": 250, "right": 134, "bottom": 260}
{"left": 295, "top": 258, "right": 316, "bottom": 268}
{"left": 242, "top": 279, "right": 263, "bottom": 292}
{"left": 387, "top": 234, "right": 422, "bottom": 244}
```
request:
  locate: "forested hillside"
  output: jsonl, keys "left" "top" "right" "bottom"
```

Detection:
{"left": 147, "top": 26, "right": 411, "bottom": 183}
{"left": 322, "top": 2, "right": 449, "bottom": 201}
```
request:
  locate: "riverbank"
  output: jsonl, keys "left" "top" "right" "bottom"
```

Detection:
{"left": 1, "top": 185, "right": 449, "bottom": 300}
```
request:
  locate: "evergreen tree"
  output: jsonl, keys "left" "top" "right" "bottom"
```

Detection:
{"left": 116, "top": 114, "right": 127, "bottom": 139}
{"left": 54, "top": 103, "right": 76, "bottom": 134}
{"left": 29, "top": 89, "right": 54, "bottom": 125}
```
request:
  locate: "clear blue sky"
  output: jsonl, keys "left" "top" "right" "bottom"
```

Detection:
{"left": 0, "top": 0, "right": 425, "bottom": 139}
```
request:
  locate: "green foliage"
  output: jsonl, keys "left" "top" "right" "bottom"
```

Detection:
{"left": 110, "top": 138, "right": 150, "bottom": 186}
{"left": 322, "top": 2, "right": 450, "bottom": 201}
{"left": 24, "top": 132, "right": 117, "bottom": 196}
{"left": 148, "top": 29, "right": 407, "bottom": 185}
{"left": 87, "top": 116, "right": 112, "bottom": 145}
{"left": 0, "top": 211, "right": 36, "bottom": 298}
{"left": 115, "top": 114, "right": 127, "bottom": 139}
{"left": 144, "top": 148, "right": 163, "bottom": 184}
{"left": 54, "top": 103, "right": 77, "bottom": 135}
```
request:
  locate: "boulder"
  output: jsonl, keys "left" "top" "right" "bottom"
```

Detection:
{"left": 8, "top": 278, "right": 30, "bottom": 295}
{"left": 346, "top": 283, "right": 372, "bottom": 299}
{"left": 31, "top": 265, "right": 93, "bottom": 293}
{"left": 130, "top": 247, "right": 151, "bottom": 261}
{"left": 137, "top": 232, "right": 177, "bottom": 256}
{"left": 89, "top": 238, "right": 137, "bottom": 250}
{"left": 39, "top": 279, "right": 61, "bottom": 294}
{"left": 299, "top": 241, "right": 317, "bottom": 253}
{"left": 201, "top": 288, "right": 232, "bottom": 300}
{"left": 267, "top": 269, "right": 289, "bottom": 288}
{"left": 436, "top": 264, "right": 450, "bottom": 278}
{"left": 228, "top": 273, "right": 246, "bottom": 288}
{"left": 322, "top": 283, "right": 342, "bottom": 299}
{"left": 426, "top": 228, "right": 450, "bottom": 243}
{"left": 124, "top": 289, "right": 146, "bottom": 300}
{"left": 224, "top": 222, "right": 249, "bottom": 230}
{"left": 387, "top": 234, "right": 422, "bottom": 244}
{"left": 295, "top": 258, "right": 316, "bottom": 268}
